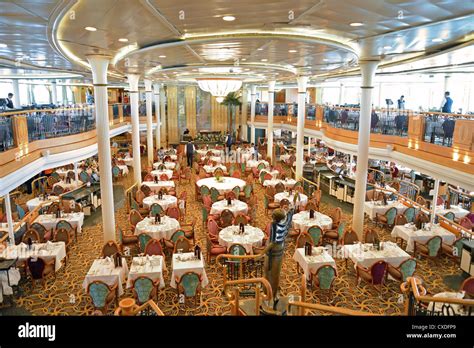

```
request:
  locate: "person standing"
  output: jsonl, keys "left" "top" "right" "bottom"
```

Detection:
{"left": 184, "top": 140, "right": 195, "bottom": 167}
{"left": 5, "top": 93, "right": 14, "bottom": 109}
{"left": 441, "top": 91, "right": 453, "bottom": 113}
{"left": 397, "top": 95, "right": 405, "bottom": 110}
{"left": 225, "top": 132, "right": 232, "bottom": 154}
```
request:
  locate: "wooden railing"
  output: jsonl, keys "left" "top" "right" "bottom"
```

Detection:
{"left": 402, "top": 277, "right": 474, "bottom": 316}
{"left": 216, "top": 252, "right": 267, "bottom": 290}
{"left": 114, "top": 298, "right": 165, "bottom": 316}
{"left": 223, "top": 278, "right": 273, "bottom": 316}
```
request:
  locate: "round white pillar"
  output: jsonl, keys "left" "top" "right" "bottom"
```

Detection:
{"left": 86, "top": 54, "right": 116, "bottom": 242}
{"left": 153, "top": 83, "right": 161, "bottom": 149}
{"left": 144, "top": 79, "right": 154, "bottom": 167}
{"left": 295, "top": 76, "right": 308, "bottom": 180}
{"left": 4, "top": 193, "right": 15, "bottom": 246}
{"left": 160, "top": 85, "right": 167, "bottom": 147}
{"left": 250, "top": 85, "right": 257, "bottom": 144}
{"left": 127, "top": 74, "right": 142, "bottom": 185}
{"left": 267, "top": 81, "right": 276, "bottom": 162}
{"left": 241, "top": 84, "right": 248, "bottom": 142}
{"left": 12, "top": 79, "right": 20, "bottom": 108}
{"left": 352, "top": 60, "right": 379, "bottom": 238}
{"left": 51, "top": 80, "right": 58, "bottom": 105}
{"left": 74, "top": 161, "right": 79, "bottom": 185}
{"left": 431, "top": 178, "right": 440, "bottom": 223}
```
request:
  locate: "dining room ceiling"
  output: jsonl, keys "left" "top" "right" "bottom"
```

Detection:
{"left": 0, "top": 0, "right": 473, "bottom": 84}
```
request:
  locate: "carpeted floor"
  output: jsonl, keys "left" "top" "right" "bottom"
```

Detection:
{"left": 1, "top": 157, "right": 462, "bottom": 316}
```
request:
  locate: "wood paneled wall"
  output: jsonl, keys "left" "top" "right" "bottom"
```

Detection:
{"left": 185, "top": 86, "right": 197, "bottom": 137}
{"left": 211, "top": 96, "right": 229, "bottom": 133}
{"left": 166, "top": 86, "right": 179, "bottom": 143}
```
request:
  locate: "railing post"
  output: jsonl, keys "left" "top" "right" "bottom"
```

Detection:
{"left": 12, "top": 115, "right": 28, "bottom": 155}
{"left": 407, "top": 111, "right": 425, "bottom": 147}
{"left": 118, "top": 104, "right": 124, "bottom": 123}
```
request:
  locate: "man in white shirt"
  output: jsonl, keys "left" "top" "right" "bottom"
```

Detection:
{"left": 5, "top": 93, "right": 14, "bottom": 109}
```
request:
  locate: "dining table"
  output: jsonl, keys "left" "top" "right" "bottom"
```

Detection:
{"left": 126, "top": 255, "right": 166, "bottom": 289}
{"left": 170, "top": 252, "right": 209, "bottom": 289}
{"left": 34, "top": 212, "right": 85, "bottom": 234}
{"left": 293, "top": 247, "right": 336, "bottom": 280}
{"left": 292, "top": 210, "right": 333, "bottom": 232}
{"left": 142, "top": 194, "right": 178, "bottom": 211}
{"left": 210, "top": 199, "right": 248, "bottom": 216}
{"left": 391, "top": 223, "right": 457, "bottom": 252}
{"left": 134, "top": 216, "right": 180, "bottom": 240}
{"left": 83, "top": 257, "right": 129, "bottom": 296}
{"left": 218, "top": 225, "right": 264, "bottom": 254}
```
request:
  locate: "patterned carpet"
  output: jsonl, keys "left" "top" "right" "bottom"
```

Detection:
{"left": 2, "top": 157, "right": 462, "bottom": 316}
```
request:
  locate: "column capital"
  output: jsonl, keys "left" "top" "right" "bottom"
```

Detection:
{"left": 86, "top": 55, "right": 111, "bottom": 85}
{"left": 153, "top": 82, "right": 162, "bottom": 93}
{"left": 127, "top": 74, "right": 140, "bottom": 92}
{"left": 359, "top": 60, "right": 380, "bottom": 87}
{"left": 250, "top": 85, "right": 257, "bottom": 95}
{"left": 297, "top": 76, "right": 308, "bottom": 93}
{"left": 268, "top": 80, "right": 276, "bottom": 93}
{"left": 144, "top": 79, "right": 153, "bottom": 91}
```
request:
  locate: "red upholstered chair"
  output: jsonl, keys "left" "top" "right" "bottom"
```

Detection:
{"left": 206, "top": 234, "right": 227, "bottom": 264}
{"left": 356, "top": 260, "right": 388, "bottom": 295}
{"left": 207, "top": 217, "right": 221, "bottom": 242}
{"left": 144, "top": 239, "right": 164, "bottom": 256}
{"left": 460, "top": 277, "right": 474, "bottom": 298}
{"left": 129, "top": 209, "right": 143, "bottom": 232}
{"left": 143, "top": 174, "right": 154, "bottom": 182}
{"left": 27, "top": 257, "right": 56, "bottom": 288}
{"left": 166, "top": 206, "right": 181, "bottom": 221}
{"left": 101, "top": 240, "right": 120, "bottom": 258}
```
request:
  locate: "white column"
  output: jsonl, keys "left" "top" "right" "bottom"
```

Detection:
{"left": 160, "top": 85, "right": 167, "bottom": 147}
{"left": 307, "top": 136, "right": 311, "bottom": 155}
{"left": 338, "top": 83, "right": 344, "bottom": 105}
{"left": 431, "top": 178, "right": 440, "bottom": 223}
{"left": 267, "top": 81, "right": 276, "bottom": 162}
{"left": 250, "top": 85, "right": 257, "bottom": 144}
{"left": 12, "top": 79, "right": 20, "bottom": 108}
{"left": 241, "top": 84, "right": 248, "bottom": 142}
{"left": 74, "top": 162, "right": 79, "bottom": 185}
{"left": 86, "top": 54, "right": 116, "bottom": 242}
{"left": 62, "top": 84, "right": 68, "bottom": 105}
{"left": 4, "top": 193, "right": 15, "bottom": 246}
{"left": 144, "top": 79, "right": 154, "bottom": 167}
{"left": 51, "top": 80, "right": 58, "bottom": 105}
{"left": 295, "top": 76, "right": 308, "bottom": 180}
{"left": 153, "top": 82, "right": 161, "bottom": 149}
{"left": 127, "top": 74, "right": 142, "bottom": 185}
{"left": 352, "top": 60, "right": 379, "bottom": 238}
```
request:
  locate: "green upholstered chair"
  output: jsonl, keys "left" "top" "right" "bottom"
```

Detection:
{"left": 176, "top": 272, "right": 202, "bottom": 306}
{"left": 414, "top": 236, "right": 442, "bottom": 259}
{"left": 87, "top": 281, "right": 117, "bottom": 314}
{"left": 307, "top": 225, "right": 322, "bottom": 246}
{"left": 132, "top": 276, "right": 157, "bottom": 304}
{"left": 387, "top": 258, "right": 417, "bottom": 282}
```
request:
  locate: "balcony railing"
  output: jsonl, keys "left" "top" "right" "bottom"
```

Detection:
{"left": 0, "top": 116, "right": 14, "bottom": 151}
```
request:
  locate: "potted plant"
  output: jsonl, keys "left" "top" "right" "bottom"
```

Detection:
{"left": 221, "top": 91, "right": 242, "bottom": 135}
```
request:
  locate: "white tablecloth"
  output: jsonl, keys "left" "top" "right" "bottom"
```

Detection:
{"left": 293, "top": 247, "right": 336, "bottom": 280}
{"left": 241, "top": 151, "right": 261, "bottom": 162}
{"left": 142, "top": 195, "right": 178, "bottom": 210}
{"left": 83, "top": 258, "right": 129, "bottom": 296}
{"left": 170, "top": 252, "right": 208, "bottom": 289}
{"left": 0, "top": 268, "right": 20, "bottom": 303}
{"left": 208, "top": 156, "right": 223, "bottom": 164}
{"left": 196, "top": 177, "right": 246, "bottom": 195}
{"left": 218, "top": 225, "right": 264, "bottom": 254}
{"left": 261, "top": 169, "right": 279, "bottom": 179}
{"left": 274, "top": 192, "right": 308, "bottom": 208}
{"left": 341, "top": 242, "right": 411, "bottom": 268}
{"left": 34, "top": 212, "right": 85, "bottom": 233}
{"left": 246, "top": 160, "right": 269, "bottom": 168}
{"left": 26, "top": 196, "right": 60, "bottom": 212}
{"left": 55, "top": 169, "right": 73, "bottom": 179}
{"left": 203, "top": 165, "right": 227, "bottom": 174}
{"left": 118, "top": 165, "right": 129, "bottom": 176}
{"left": 436, "top": 205, "right": 469, "bottom": 219}
{"left": 197, "top": 149, "right": 222, "bottom": 156}
{"left": 123, "top": 157, "right": 134, "bottom": 167}
{"left": 151, "top": 169, "right": 173, "bottom": 180}
{"left": 0, "top": 242, "right": 67, "bottom": 272}
{"left": 428, "top": 292, "right": 468, "bottom": 315}
{"left": 142, "top": 181, "right": 175, "bottom": 193}
{"left": 280, "top": 154, "right": 291, "bottom": 162}
{"left": 210, "top": 199, "right": 248, "bottom": 216}
{"left": 134, "top": 216, "right": 180, "bottom": 240}
{"left": 292, "top": 211, "right": 333, "bottom": 232}
{"left": 263, "top": 179, "right": 296, "bottom": 188}
{"left": 391, "top": 223, "right": 457, "bottom": 252}
{"left": 52, "top": 181, "right": 80, "bottom": 192}
{"left": 153, "top": 162, "right": 176, "bottom": 170}
{"left": 363, "top": 201, "right": 408, "bottom": 220}
{"left": 126, "top": 256, "right": 166, "bottom": 289}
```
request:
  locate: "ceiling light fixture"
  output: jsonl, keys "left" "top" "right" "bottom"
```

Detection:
{"left": 288, "top": 50, "right": 297, "bottom": 53}
{"left": 85, "top": 26, "right": 97, "bottom": 31}
{"left": 223, "top": 16, "right": 236, "bottom": 21}
{"left": 432, "top": 38, "right": 443, "bottom": 42}
{"left": 216, "top": 97, "right": 225, "bottom": 103}
{"left": 197, "top": 78, "right": 242, "bottom": 100}
{"left": 350, "top": 22, "right": 363, "bottom": 27}
{"left": 383, "top": 46, "right": 391, "bottom": 49}
{"left": 261, "top": 58, "right": 268, "bottom": 62}
{"left": 118, "top": 38, "right": 128, "bottom": 42}
{"left": 0, "top": 43, "right": 7, "bottom": 48}
{"left": 241, "top": 58, "right": 246, "bottom": 61}
{"left": 159, "top": 55, "right": 166, "bottom": 58}
{"left": 257, "top": 48, "right": 263, "bottom": 51}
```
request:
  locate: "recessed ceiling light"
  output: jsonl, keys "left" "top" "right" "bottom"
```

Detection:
{"left": 288, "top": 50, "right": 297, "bottom": 53}
{"left": 223, "top": 16, "right": 236, "bottom": 21}
{"left": 244, "top": 69, "right": 250, "bottom": 71}
{"left": 350, "top": 22, "right": 364, "bottom": 27}
{"left": 159, "top": 55, "right": 166, "bottom": 58}
{"left": 0, "top": 43, "right": 7, "bottom": 48}
{"left": 241, "top": 58, "right": 246, "bottom": 61}
{"left": 383, "top": 46, "right": 391, "bottom": 49}
{"left": 118, "top": 38, "right": 128, "bottom": 42}
{"left": 257, "top": 48, "right": 263, "bottom": 51}
{"left": 261, "top": 58, "right": 268, "bottom": 62}
{"left": 85, "top": 26, "right": 97, "bottom": 31}
{"left": 323, "top": 58, "right": 329, "bottom": 62}
{"left": 432, "top": 38, "right": 443, "bottom": 42}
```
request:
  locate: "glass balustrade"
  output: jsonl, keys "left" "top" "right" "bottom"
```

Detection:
{"left": 423, "top": 113, "right": 457, "bottom": 147}
{"left": 0, "top": 116, "right": 14, "bottom": 151}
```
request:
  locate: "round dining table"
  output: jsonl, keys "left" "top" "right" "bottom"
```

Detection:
{"left": 196, "top": 177, "right": 246, "bottom": 195}
{"left": 274, "top": 191, "right": 308, "bottom": 209}
{"left": 151, "top": 169, "right": 174, "bottom": 180}
{"left": 134, "top": 216, "right": 180, "bottom": 240}
{"left": 153, "top": 162, "right": 176, "bottom": 170}
{"left": 210, "top": 199, "right": 248, "bottom": 216}
{"left": 218, "top": 225, "right": 265, "bottom": 254}
{"left": 292, "top": 211, "right": 333, "bottom": 232}
{"left": 26, "top": 196, "right": 60, "bottom": 212}
{"left": 142, "top": 194, "right": 178, "bottom": 211}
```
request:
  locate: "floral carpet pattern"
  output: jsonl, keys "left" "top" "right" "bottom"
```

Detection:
{"left": 5, "top": 158, "right": 460, "bottom": 316}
